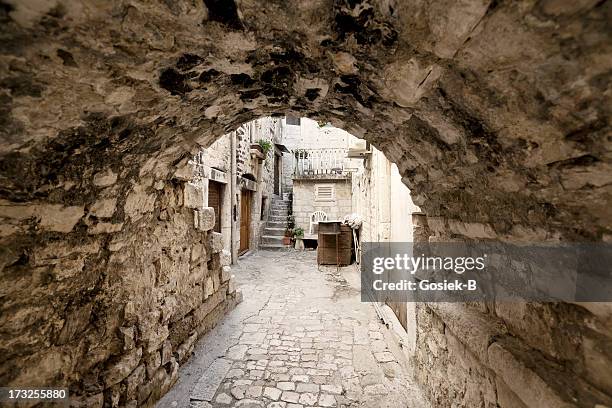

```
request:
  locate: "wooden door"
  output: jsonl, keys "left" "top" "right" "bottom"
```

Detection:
{"left": 239, "top": 190, "right": 251, "bottom": 254}
{"left": 208, "top": 181, "right": 223, "bottom": 233}
{"left": 273, "top": 153, "right": 280, "bottom": 195}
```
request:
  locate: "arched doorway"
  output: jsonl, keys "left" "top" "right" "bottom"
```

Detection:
{"left": 0, "top": 1, "right": 609, "bottom": 407}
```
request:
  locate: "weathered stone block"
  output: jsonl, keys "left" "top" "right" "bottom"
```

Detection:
{"left": 426, "top": 216, "right": 446, "bottom": 234}
{"left": 143, "top": 325, "right": 169, "bottom": 355}
{"left": 197, "top": 207, "right": 215, "bottom": 231}
{"left": 126, "top": 364, "right": 146, "bottom": 400}
{"left": 582, "top": 334, "right": 612, "bottom": 393}
{"left": 487, "top": 342, "right": 570, "bottom": 408}
{"left": 161, "top": 340, "right": 173, "bottom": 365}
{"left": 57, "top": 304, "right": 92, "bottom": 345}
{"left": 38, "top": 204, "right": 84, "bottom": 233}
{"left": 221, "top": 266, "right": 231, "bottom": 282}
{"left": 109, "top": 381, "right": 122, "bottom": 407}
{"left": 204, "top": 276, "right": 214, "bottom": 299}
{"left": 93, "top": 169, "right": 117, "bottom": 187}
{"left": 208, "top": 231, "right": 224, "bottom": 253}
{"left": 175, "top": 332, "right": 198, "bottom": 364}
{"left": 220, "top": 250, "right": 231, "bottom": 266}
{"left": 496, "top": 377, "right": 528, "bottom": 408}
{"left": 191, "top": 243, "right": 206, "bottom": 263}
{"left": 124, "top": 184, "right": 156, "bottom": 221}
{"left": 173, "top": 162, "right": 195, "bottom": 181}
{"left": 104, "top": 347, "right": 142, "bottom": 387}
{"left": 193, "top": 289, "right": 226, "bottom": 327}
{"left": 88, "top": 222, "right": 123, "bottom": 235}
{"left": 124, "top": 302, "right": 138, "bottom": 325}
{"left": 89, "top": 198, "right": 117, "bottom": 218}
{"left": 183, "top": 183, "right": 204, "bottom": 209}
{"left": 146, "top": 351, "right": 161, "bottom": 379}
{"left": 119, "top": 326, "right": 135, "bottom": 351}
{"left": 429, "top": 303, "right": 505, "bottom": 364}
{"left": 212, "top": 270, "right": 220, "bottom": 291}
{"left": 448, "top": 220, "right": 497, "bottom": 239}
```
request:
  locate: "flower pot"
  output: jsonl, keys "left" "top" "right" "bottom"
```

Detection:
{"left": 282, "top": 236, "right": 291, "bottom": 246}
{"left": 294, "top": 238, "right": 304, "bottom": 251}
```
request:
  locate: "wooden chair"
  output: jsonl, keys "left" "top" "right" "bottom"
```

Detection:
{"left": 309, "top": 211, "right": 328, "bottom": 235}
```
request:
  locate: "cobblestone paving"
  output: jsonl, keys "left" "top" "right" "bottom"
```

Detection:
{"left": 158, "top": 251, "right": 429, "bottom": 408}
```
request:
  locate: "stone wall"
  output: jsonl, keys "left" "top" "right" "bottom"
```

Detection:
{"left": 292, "top": 178, "right": 353, "bottom": 232}
{"left": 352, "top": 146, "right": 420, "bottom": 243}
{"left": 191, "top": 138, "right": 232, "bottom": 253}
{"left": 0, "top": 153, "right": 241, "bottom": 406}
{"left": 410, "top": 217, "right": 612, "bottom": 408}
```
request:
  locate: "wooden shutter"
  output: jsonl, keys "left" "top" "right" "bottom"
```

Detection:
{"left": 208, "top": 181, "right": 223, "bottom": 233}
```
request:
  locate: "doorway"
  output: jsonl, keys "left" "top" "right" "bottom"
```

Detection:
{"left": 239, "top": 190, "right": 251, "bottom": 254}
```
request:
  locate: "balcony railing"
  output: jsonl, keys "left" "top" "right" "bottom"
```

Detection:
{"left": 293, "top": 148, "right": 349, "bottom": 177}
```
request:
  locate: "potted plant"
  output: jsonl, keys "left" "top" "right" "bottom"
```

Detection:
{"left": 282, "top": 227, "right": 293, "bottom": 246}
{"left": 293, "top": 226, "right": 305, "bottom": 250}
{"left": 257, "top": 139, "right": 272, "bottom": 158}
{"left": 287, "top": 215, "right": 295, "bottom": 229}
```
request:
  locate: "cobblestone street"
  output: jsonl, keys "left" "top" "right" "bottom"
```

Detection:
{"left": 157, "top": 250, "right": 428, "bottom": 408}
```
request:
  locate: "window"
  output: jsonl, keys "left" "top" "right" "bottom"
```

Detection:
{"left": 208, "top": 181, "right": 223, "bottom": 233}
{"left": 315, "top": 184, "right": 335, "bottom": 202}
{"left": 286, "top": 116, "right": 301, "bottom": 126}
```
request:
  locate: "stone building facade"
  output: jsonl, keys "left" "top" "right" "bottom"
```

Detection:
{"left": 292, "top": 178, "right": 353, "bottom": 235}
{"left": 352, "top": 146, "right": 420, "bottom": 244}
{"left": 287, "top": 118, "right": 362, "bottom": 236}
{"left": 190, "top": 117, "right": 284, "bottom": 261}
{"left": 351, "top": 145, "right": 422, "bottom": 361}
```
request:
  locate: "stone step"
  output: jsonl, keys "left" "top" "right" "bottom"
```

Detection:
{"left": 269, "top": 216, "right": 289, "bottom": 222}
{"left": 264, "top": 227, "right": 286, "bottom": 236}
{"left": 267, "top": 221, "right": 288, "bottom": 228}
{"left": 259, "top": 244, "right": 292, "bottom": 251}
{"left": 261, "top": 235, "right": 284, "bottom": 244}
{"left": 270, "top": 210, "right": 289, "bottom": 216}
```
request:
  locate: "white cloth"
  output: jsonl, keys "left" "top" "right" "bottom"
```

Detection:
{"left": 343, "top": 213, "right": 363, "bottom": 229}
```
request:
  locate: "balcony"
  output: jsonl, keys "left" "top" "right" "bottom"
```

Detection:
{"left": 293, "top": 148, "right": 352, "bottom": 179}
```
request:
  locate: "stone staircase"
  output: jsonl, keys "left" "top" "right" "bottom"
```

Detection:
{"left": 259, "top": 197, "right": 292, "bottom": 251}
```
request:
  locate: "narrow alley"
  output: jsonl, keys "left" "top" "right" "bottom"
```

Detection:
{"left": 157, "top": 250, "right": 429, "bottom": 408}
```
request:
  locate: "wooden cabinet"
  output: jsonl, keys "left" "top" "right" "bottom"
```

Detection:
{"left": 317, "top": 223, "right": 353, "bottom": 266}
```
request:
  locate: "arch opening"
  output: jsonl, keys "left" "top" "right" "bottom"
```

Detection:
{"left": 0, "top": 0, "right": 610, "bottom": 407}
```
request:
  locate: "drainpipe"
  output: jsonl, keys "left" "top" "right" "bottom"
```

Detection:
{"left": 230, "top": 130, "right": 238, "bottom": 264}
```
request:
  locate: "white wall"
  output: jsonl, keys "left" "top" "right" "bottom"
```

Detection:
{"left": 352, "top": 147, "right": 419, "bottom": 243}
{"left": 282, "top": 117, "right": 364, "bottom": 191}
{"left": 292, "top": 180, "right": 353, "bottom": 235}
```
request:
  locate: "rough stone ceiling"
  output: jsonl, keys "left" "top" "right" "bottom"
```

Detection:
{"left": 0, "top": 0, "right": 610, "bottom": 239}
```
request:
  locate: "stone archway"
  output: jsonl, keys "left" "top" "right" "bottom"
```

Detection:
{"left": 0, "top": 1, "right": 610, "bottom": 407}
